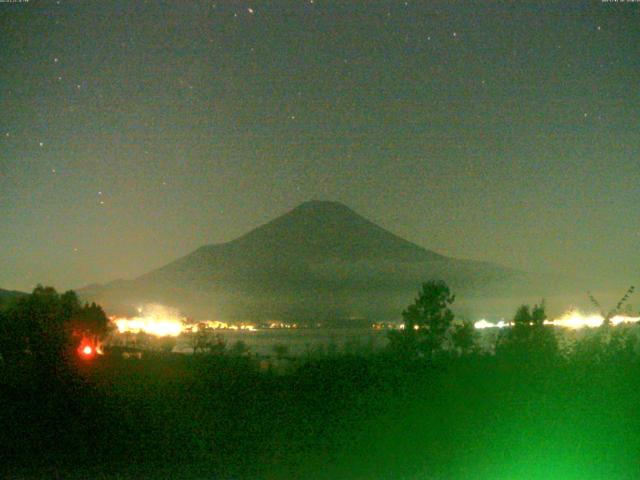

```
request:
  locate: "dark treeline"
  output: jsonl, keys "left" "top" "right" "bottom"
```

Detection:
{"left": 1, "top": 282, "right": 640, "bottom": 479}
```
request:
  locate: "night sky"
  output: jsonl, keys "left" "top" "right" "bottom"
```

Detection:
{"left": 1, "top": 0, "right": 638, "bottom": 293}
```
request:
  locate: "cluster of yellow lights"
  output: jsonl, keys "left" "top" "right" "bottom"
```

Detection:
{"left": 398, "top": 324, "right": 417, "bottom": 330}
{"left": 113, "top": 317, "right": 184, "bottom": 337}
{"left": 111, "top": 305, "right": 260, "bottom": 337}
{"left": 191, "top": 321, "right": 257, "bottom": 332}
{"left": 267, "top": 321, "right": 297, "bottom": 329}
{"left": 474, "top": 319, "right": 511, "bottom": 329}
{"left": 111, "top": 304, "right": 640, "bottom": 337}
{"left": 112, "top": 304, "right": 186, "bottom": 337}
{"left": 474, "top": 311, "right": 640, "bottom": 330}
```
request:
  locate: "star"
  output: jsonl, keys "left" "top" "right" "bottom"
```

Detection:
{"left": 39, "top": 142, "right": 44, "bottom": 147}
{"left": 54, "top": 57, "right": 59, "bottom": 63}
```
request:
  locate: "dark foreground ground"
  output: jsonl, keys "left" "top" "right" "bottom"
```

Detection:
{"left": 2, "top": 349, "right": 640, "bottom": 480}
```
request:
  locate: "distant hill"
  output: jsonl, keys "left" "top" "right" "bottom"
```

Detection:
{"left": 80, "top": 201, "right": 563, "bottom": 321}
{"left": 0, "top": 288, "right": 27, "bottom": 308}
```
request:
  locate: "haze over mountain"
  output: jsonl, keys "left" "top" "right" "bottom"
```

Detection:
{"left": 80, "top": 201, "right": 572, "bottom": 321}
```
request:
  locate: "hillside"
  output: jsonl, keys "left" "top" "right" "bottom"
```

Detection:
{"left": 0, "top": 288, "right": 27, "bottom": 309}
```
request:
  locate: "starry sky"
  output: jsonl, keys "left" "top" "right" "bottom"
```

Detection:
{"left": 1, "top": 0, "right": 638, "bottom": 293}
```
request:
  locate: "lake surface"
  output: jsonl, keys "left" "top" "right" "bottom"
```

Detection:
{"left": 174, "top": 327, "right": 391, "bottom": 356}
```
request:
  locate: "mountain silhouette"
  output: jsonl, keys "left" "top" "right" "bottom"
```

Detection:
{"left": 80, "top": 201, "right": 536, "bottom": 321}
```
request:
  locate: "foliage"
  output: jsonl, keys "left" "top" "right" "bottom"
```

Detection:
{"left": 190, "top": 323, "right": 210, "bottom": 354}
{"left": 158, "top": 336, "right": 178, "bottom": 353}
{"left": 388, "top": 280, "right": 455, "bottom": 359}
{"left": 0, "top": 285, "right": 108, "bottom": 366}
{"left": 189, "top": 326, "right": 226, "bottom": 355}
{"left": 450, "top": 320, "right": 477, "bottom": 355}
{"left": 273, "top": 343, "right": 289, "bottom": 359}
{"left": 6, "top": 330, "right": 640, "bottom": 479}
{"left": 208, "top": 333, "right": 227, "bottom": 355}
{"left": 496, "top": 301, "right": 558, "bottom": 362}
{"left": 5, "top": 282, "right": 640, "bottom": 478}
{"left": 230, "top": 340, "right": 249, "bottom": 356}
{"left": 588, "top": 285, "right": 635, "bottom": 325}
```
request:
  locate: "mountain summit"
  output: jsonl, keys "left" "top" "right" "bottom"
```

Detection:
{"left": 195, "top": 200, "right": 444, "bottom": 263}
{"left": 81, "top": 201, "right": 529, "bottom": 321}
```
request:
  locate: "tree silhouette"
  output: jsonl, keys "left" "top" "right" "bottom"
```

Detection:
{"left": 451, "top": 320, "right": 477, "bottom": 356}
{"left": 0, "top": 285, "right": 71, "bottom": 365}
{"left": 190, "top": 323, "right": 213, "bottom": 354}
{"left": 0, "top": 286, "right": 109, "bottom": 366}
{"left": 588, "top": 286, "right": 635, "bottom": 326}
{"left": 208, "top": 334, "right": 227, "bottom": 355}
{"left": 389, "top": 280, "right": 456, "bottom": 360}
{"left": 497, "top": 301, "right": 558, "bottom": 363}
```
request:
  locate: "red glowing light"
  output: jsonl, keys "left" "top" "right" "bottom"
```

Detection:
{"left": 77, "top": 337, "right": 96, "bottom": 359}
